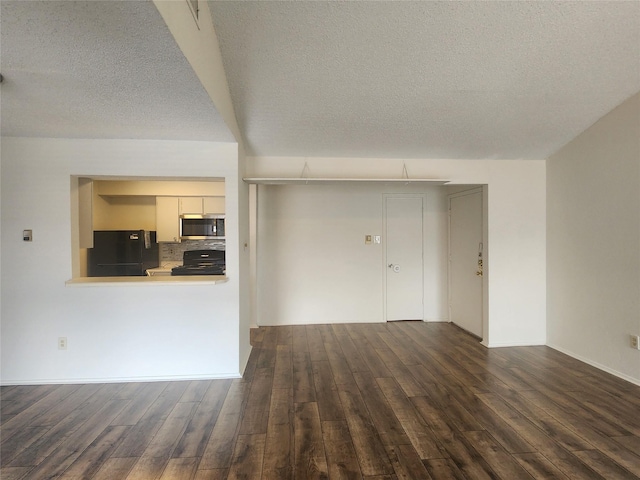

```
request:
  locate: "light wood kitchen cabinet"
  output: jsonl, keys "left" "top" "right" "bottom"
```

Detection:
{"left": 156, "top": 197, "right": 180, "bottom": 242}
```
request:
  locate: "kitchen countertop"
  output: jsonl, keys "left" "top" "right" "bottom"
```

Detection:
{"left": 66, "top": 275, "right": 228, "bottom": 287}
{"left": 146, "top": 262, "right": 183, "bottom": 276}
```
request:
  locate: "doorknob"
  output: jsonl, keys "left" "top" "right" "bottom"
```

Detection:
{"left": 388, "top": 264, "right": 401, "bottom": 273}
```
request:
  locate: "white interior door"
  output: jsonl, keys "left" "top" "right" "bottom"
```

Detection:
{"left": 449, "top": 190, "right": 483, "bottom": 337}
{"left": 385, "top": 196, "right": 424, "bottom": 321}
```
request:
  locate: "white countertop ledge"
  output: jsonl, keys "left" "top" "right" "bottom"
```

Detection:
{"left": 66, "top": 276, "right": 228, "bottom": 287}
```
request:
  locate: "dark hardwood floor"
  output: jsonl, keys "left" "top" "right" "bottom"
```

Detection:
{"left": 2, "top": 322, "right": 640, "bottom": 479}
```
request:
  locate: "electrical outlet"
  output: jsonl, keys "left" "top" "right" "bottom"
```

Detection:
{"left": 631, "top": 335, "right": 640, "bottom": 350}
{"left": 58, "top": 337, "right": 67, "bottom": 350}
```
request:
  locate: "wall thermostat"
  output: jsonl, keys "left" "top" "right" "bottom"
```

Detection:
{"left": 23, "top": 230, "right": 32, "bottom": 242}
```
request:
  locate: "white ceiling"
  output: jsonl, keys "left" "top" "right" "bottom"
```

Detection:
{"left": 1, "top": 1, "right": 639, "bottom": 160}
{"left": 0, "top": 0, "right": 234, "bottom": 142}
{"left": 209, "top": 0, "right": 640, "bottom": 159}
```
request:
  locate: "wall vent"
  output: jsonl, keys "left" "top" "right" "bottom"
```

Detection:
{"left": 187, "top": 0, "right": 199, "bottom": 25}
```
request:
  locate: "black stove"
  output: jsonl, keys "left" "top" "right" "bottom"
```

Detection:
{"left": 171, "top": 249, "right": 225, "bottom": 276}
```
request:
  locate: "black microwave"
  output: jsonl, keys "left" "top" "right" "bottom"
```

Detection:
{"left": 180, "top": 215, "right": 225, "bottom": 240}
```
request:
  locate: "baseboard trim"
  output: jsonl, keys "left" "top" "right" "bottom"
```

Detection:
{"left": 546, "top": 343, "right": 640, "bottom": 387}
{"left": 483, "top": 336, "right": 547, "bottom": 348}
{"left": 257, "top": 319, "right": 387, "bottom": 326}
{"left": 239, "top": 345, "right": 253, "bottom": 377}
{"left": 485, "top": 341, "right": 547, "bottom": 348}
{"left": 1, "top": 372, "right": 242, "bottom": 386}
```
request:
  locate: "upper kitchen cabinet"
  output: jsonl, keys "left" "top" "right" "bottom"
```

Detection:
{"left": 156, "top": 197, "right": 181, "bottom": 242}
{"left": 179, "top": 197, "right": 225, "bottom": 215}
{"left": 203, "top": 196, "right": 225, "bottom": 214}
{"left": 180, "top": 197, "right": 204, "bottom": 215}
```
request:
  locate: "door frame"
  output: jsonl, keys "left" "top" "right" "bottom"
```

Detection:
{"left": 382, "top": 193, "right": 427, "bottom": 322}
{"left": 447, "top": 187, "right": 487, "bottom": 340}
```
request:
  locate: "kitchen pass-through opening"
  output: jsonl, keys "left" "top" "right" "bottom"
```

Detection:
{"left": 70, "top": 176, "right": 225, "bottom": 279}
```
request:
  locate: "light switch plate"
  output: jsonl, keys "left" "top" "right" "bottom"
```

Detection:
{"left": 23, "top": 229, "right": 32, "bottom": 242}
{"left": 365, "top": 235, "right": 372, "bottom": 244}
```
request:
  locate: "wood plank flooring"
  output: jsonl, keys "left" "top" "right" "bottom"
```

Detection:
{"left": 2, "top": 322, "right": 640, "bottom": 479}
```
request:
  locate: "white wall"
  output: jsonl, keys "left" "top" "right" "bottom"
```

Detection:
{"left": 236, "top": 145, "right": 252, "bottom": 375}
{"left": 257, "top": 183, "right": 448, "bottom": 326}
{"left": 1, "top": 137, "right": 243, "bottom": 384}
{"left": 249, "top": 156, "right": 546, "bottom": 347}
{"left": 547, "top": 92, "right": 640, "bottom": 385}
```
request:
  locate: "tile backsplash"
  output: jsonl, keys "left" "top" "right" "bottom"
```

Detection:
{"left": 160, "top": 240, "right": 225, "bottom": 263}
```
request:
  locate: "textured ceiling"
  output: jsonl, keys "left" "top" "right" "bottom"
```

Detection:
{"left": 210, "top": 1, "right": 640, "bottom": 160}
{"left": 0, "top": 0, "right": 235, "bottom": 142}
{"left": 2, "top": 1, "right": 638, "bottom": 160}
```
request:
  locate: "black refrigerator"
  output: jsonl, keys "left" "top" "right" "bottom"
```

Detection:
{"left": 88, "top": 230, "right": 159, "bottom": 277}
